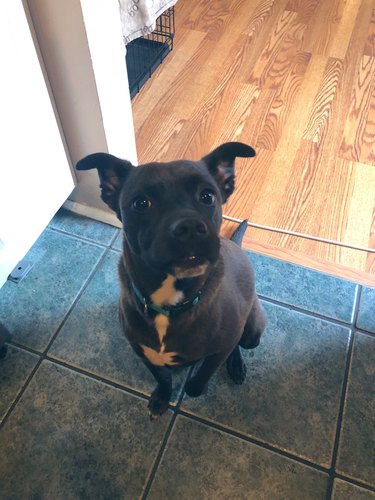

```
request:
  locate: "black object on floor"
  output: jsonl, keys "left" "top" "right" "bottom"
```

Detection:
{"left": 125, "top": 7, "right": 175, "bottom": 99}
{"left": 0, "top": 322, "right": 11, "bottom": 359}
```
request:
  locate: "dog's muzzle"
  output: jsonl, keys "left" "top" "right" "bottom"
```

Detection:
{"left": 167, "top": 217, "right": 219, "bottom": 278}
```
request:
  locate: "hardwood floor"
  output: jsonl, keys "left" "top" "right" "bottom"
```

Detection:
{"left": 132, "top": 0, "right": 375, "bottom": 285}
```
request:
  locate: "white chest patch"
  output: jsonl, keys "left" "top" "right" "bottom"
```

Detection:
{"left": 154, "top": 314, "right": 169, "bottom": 344}
{"left": 141, "top": 344, "right": 179, "bottom": 366}
{"left": 150, "top": 274, "right": 184, "bottom": 345}
{"left": 150, "top": 274, "right": 184, "bottom": 306}
{"left": 141, "top": 274, "right": 184, "bottom": 366}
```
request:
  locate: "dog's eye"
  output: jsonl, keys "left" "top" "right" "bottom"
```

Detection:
{"left": 132, "top": 196, "right": 151, "bottom": 212}
{"left": 199, "top": 189, "right": 216, "bottom": 206}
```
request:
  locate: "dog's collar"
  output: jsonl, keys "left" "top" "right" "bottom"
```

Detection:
{"left": 131, "top": 282, "right": 201, "bottom": 318}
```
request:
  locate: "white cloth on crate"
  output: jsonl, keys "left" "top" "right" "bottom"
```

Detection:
{"left": 118, "top": 0, "right": 177, "bottom": 44}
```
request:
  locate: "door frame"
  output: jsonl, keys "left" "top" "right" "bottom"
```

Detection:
{"left": 27, "top": 0, "right": 138, "bottom": 227}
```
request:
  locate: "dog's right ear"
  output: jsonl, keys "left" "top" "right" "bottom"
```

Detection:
{"left": 76, "top": 153, "right": 133, "bottom": 217}
{"left": 201, "top": 142, "right": 256, "bottom": 202}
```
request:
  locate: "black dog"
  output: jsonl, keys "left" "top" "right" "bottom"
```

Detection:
{"left": 77, "top": 142, "right": 266, "bottom": 419}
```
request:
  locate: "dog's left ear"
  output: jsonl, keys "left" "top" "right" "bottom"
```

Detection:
{"left": 201, "top": 142, "right": 256, "bottom": 202}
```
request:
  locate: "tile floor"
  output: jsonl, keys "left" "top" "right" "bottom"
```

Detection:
{"left": 0, "top": 208, "right": 374, "bottom": 499}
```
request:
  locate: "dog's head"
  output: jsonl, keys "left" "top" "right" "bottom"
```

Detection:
{"left": 76, "top": 142, "right": 255, "bottom": 278}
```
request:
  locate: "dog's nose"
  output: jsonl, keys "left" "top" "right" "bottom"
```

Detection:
{"left": 170, "top": 218, "right": 208, "bottom": 242}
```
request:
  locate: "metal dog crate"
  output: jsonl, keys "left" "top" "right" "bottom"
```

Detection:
{"left": 126, "top": 7, "right": 175, "bottom": 99}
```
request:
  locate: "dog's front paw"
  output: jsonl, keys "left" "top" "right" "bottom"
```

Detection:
{"left": 226, "top": 354, "right": 247, "bottom": 384}
{"left": 148, "top": 387, "right": 170, "bottom": 420}
{"left": 185, "top": 377, "right": 208, "bottom": 398}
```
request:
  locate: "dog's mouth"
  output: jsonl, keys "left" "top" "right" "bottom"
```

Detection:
{"left": 172, "top": 255, "right": 209, "bottom": 278}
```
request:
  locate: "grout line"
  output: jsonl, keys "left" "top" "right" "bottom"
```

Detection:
{"left": 258, "top": 293, "right": 357, "bottom": 329}
{"left": 178, "top": 405, "right": 375, "bottom": 495}
{"left": 176, "top": 408, "right": 330, "bottom": 474}
{"left": 325, "top": 287, "right": 362, "bottom": 500}
{"left": 44, "top": 356, "right": 151, "bottom": 402}
{"left": 352, "top": 285, "right": 362, "bottom": 327}
{"left": 48, "top": 226, "right": 114, "bottom": 250}
{"left": 333, "top": 473, "right": 375, "bottom": 493}
{"left": 109, "top": 228, "right": 121, "bottom": 248}
{"left": 43, "top": 247, "right": 112, "bottom": 356}
{"left": 141, "top": 413, "right": 177, "bottom": 499}
{"left": 0, "top": 358, "right": 43, "bottom": 430}
{"left": 3, "top": 342, "right": 189, "bottom": 413}
{"left": 109, "top": 229, "right": 122, "bottom": 250}
{"left": 353, "top": 328, "right": 375, "bottom": 339}
{"left": 45, "top": 358, "right": 194, "bottom": 414}
{"left": 6, "top": 341, "right": 41, "bottom": 357}
{"left": 325, "top": 332, "right": 355, "bottom": 500}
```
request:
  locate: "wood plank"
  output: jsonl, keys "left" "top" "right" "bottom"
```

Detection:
{"left": 285, "top": 0, "right": 321, "bottom": 24}
{"left": 341, "top": 161, "right": 375, "bottom": 270}
{"left": 333, "top": 0, "right": 375, "bottom": 163}
{"left": 303, "top": 58, "right": 343, "bottom": 144}
{"left": 242, "top": 0, "right": 292, "bottom": 78}
{"left": 255, "top": 51, "right": 311, "bottom": 150}
{"left": 364, "top": 5, "right": 375, "bottom": 57}
{"left": 243, "top": 0, "right": 288, "bottom": 38}
{"left": 248, "top": 10, "right": 302, "bottom": 86}
{"left": 359, "top": 85, "right": 375, "bottom": 164}
{"left": 339, "top": 55, "right": 375, "bottom": 163}
{"left": 329, "top": 0, "right": 362, "bottom": 59}
{"left": 302, "top": 0, "right": 344, "bottom": 56}
{"left": 180, "top": 0, "right": 232, "bottom": 40}
{"left": 248, "top": 54, "right": 328, "bottom": 225}
{"left": 182, "top": 81, "right": 262, "bottom": 160}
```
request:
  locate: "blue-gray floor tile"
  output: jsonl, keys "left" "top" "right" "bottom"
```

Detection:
{"left": 332, "top": 479, "right": 375, "bottom": 499}
{"left": 0, "top": 346, "right": 39, "bottom": 421}
{"left": 49, "top": 208, "right": 118, "bottom": 246}
{"left": 0, "top": 229, "right": 104, "bottom": 351}
{"left": 357, "top": 287, "right": 375, "bottom": 333}
{"left": 182, "top": 301, "right": 350, "bottom": 466}
{"left": 337, "top": 332, "right": 375, "bottom": 487}
{"left": 49, "top": 250, "right": 188, "bottom": 403}
{"left": 149, "top": 416, "right": 329, "bottom": 499}
{"left": 248, "top": 252, "right": 358, "bottom": 323}
{"left": 0, "top": 361, "right": 171, "bottom": 499}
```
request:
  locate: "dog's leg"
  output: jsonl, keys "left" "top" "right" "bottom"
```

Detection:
{"left": 143, "top": 361, "right": 172, "bottom": 420}
{"left": 185, "top": 351, "right": 229, "bottom": 397}
{"left": 239, "top": 295, "right": 266, "bottom": 349}
{"left": 226, "top": 345, "right": 247, "bottom": 384}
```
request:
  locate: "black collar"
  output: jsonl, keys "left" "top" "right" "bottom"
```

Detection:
{"left": 131, "top": 282, "right": 201, "bottom": 318}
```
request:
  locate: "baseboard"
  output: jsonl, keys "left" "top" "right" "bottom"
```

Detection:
{"left": 63, "top": 200, "right": 121, "bottom": 228}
